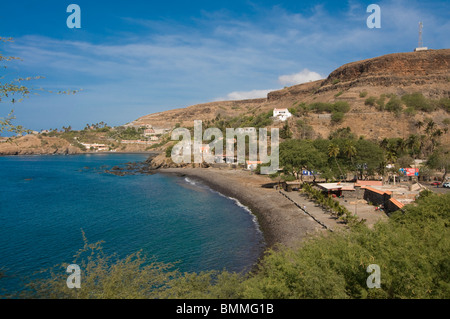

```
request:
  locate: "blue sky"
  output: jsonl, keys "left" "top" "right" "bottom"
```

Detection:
{"left": 1, "top": 0, "right": 449, "bottom": 131}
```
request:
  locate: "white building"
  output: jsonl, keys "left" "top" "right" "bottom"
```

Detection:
{"left": 80, "top": 143, "right": 108, "bottom": 151}
{"left": 235, "top": 127, "right": 257, "bottom": 134}
{"left": 246, "top": 160, "right": 263, "bottom": 170}
{"left": 143, "top": 128, "right": 155, "bottom": 137}
{"left": 273, "top": 108, "right": 292, "bottom": 121}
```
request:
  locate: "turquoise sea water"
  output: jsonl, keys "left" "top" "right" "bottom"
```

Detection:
{"left": 0, "top": 154, "right": 264, "bottom": 295}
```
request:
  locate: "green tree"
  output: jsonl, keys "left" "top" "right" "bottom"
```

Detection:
{"left": 427, "top": 147, "right": 450, "bottom": 181}
{"left": 279, "top": 122, "right": 292, "bottom": 139}
{"left": 244, "top": 193, "right": 450, "bottom": 299}
{"left": 354, "top": 139, "right": 384, "bottom": 179}
{"left": 279, "top": 139, "right": 325, "bottom": 181}
{"left": 343, "top": 140, "right": 357, "bottom": 176}
{"left": 327, "top": 143, "right": 344, "bottom": 180}
{"left": 406, "top": 134, "right": 421, "bottom": 159}
{"left": 386, "top": 151, "right": 397, "bottom": 165}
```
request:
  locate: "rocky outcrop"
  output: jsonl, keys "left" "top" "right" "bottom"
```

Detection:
{"left": 146, "top": 152, "right": 211, "bottom": 170}
{"left": 317, "top": 49, "right": 450, "bottom": 98}
{"left": 267, "top": 80, "right": 323, "bottom": 101}
{"left": 0, "top": 135, "right": 82, "bottom": 155}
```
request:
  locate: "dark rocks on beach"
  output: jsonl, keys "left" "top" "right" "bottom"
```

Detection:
{"left": 103, "top": 161, "right": 158, "bottom": 176}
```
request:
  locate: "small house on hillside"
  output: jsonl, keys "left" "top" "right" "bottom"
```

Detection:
{"left": 273, "top": 108, "right": 292, "bottom": 121}
{"left": 235, "top": 127, "right": 257, "bottom": 134}
{"left": 143, "top": 128, "right": 155, "bottom": 137}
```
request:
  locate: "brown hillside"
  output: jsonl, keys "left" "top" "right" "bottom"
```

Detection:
{"left": 0, "top": 135, "right": 82, "bottom": 155}
{"left": 133, "top": 49, "right": 450, "bottom": 143}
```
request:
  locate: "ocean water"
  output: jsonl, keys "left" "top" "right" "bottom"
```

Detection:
{"left": 0, "top": 154, "right": 264, "bottom": 296}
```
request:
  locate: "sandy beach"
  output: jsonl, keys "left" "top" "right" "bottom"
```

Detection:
{"left": 158, "top": 167, "right": 323, "bottom": 249}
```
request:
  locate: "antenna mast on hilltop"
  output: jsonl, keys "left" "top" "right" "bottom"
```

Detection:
{"left": 414, "top": 21, "right": 428, "bottom": 52}
{"left": 418, "top": 22, "right": 423, "bottom": 48}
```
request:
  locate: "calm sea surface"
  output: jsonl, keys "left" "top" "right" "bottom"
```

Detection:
{"left": 0, "top": 154, "right": 264, "bottom": 295}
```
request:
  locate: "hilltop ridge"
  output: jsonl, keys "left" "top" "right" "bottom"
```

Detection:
{"left": 132, "top": 49, "right": 450, "bottom": 143}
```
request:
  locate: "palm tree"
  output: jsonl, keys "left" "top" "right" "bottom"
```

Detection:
{"left": 378, "top": 160, "right": 387, "bottom": 184}
{"left": 430, "top": 129, "right": 443, "bottom": 154}
{"left": 396, "top": 138, "right": 407, "bottom": 155}
{"left": 425, "top": 119, "right": 436, "bottom": 136}
{"left": 343, "top": 141, "right": 357, "bottom": 179}
{"left": 406, "top": 134, "right": 420, "bottom": 159}
{"left": 415, "top": 120, "right": 424, "bottom": 132}
{"left": 380, "top": 138, "right": 389, "bottom": 150}
{"left": 343, "top": 141, "right": 357, "bottom": 162}
{"left": 328, "top": 143, "right": 344, "bottom": 181}
{"left": 386, "top": 150, "right": 397, "bottom": 165}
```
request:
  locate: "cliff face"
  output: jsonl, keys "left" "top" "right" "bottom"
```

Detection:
{"left": 326, "top": 49, "right": 449, "bottom": 82}
{"left": 268, "top": 49, "right": 450, "bottom": 100}
{"left": 318, "top": 49, "right": 450, "bottom": 98}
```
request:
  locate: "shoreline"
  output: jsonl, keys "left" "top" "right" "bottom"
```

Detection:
{"left": 158, "top": 168, "right": 322, "bottom": 250}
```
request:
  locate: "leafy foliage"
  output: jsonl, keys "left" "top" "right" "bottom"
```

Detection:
{"left": 364, "top": 96, "right": 377, "bottom": 107}
{"left": 243, "top": 193, "right": 450, "bottom": 299}
{"left": 12, "top": 194, "right": 450, "bottom": 299}
{"left": 401, "top": 93, "right": 433, "bottom": 112}
{"left": 331, "top": 111, "right": 345, "bottom": 123}
{"left": 385, "top": 95, "right": 403, "bottom": 115}
{"left": 279, "top": 139, "right": 326, "bottom": 179}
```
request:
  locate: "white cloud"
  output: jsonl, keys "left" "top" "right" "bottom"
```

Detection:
{"left": 217, "top": 68, "right": 323, "bottom": 101}
{"left": 278, "top": 69, "right": 323, "bottom": 86}
{"left": 217, "top": 89, "right": 278, "bottom": 101}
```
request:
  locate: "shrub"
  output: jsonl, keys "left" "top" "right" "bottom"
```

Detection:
{"left": 434, "top": 98, "right": 450, "bottom": 112}
{"left": 404, "top": 107, "right": 417, "bottom": 116}
{"left": 359, "top": 91, "right": 368, "bottom": 98}
{"left": 365, "top": 96, "right": 377, "bottom": 107}
{"left": 244, "top": 193, "right": 450, "bottom": 299}
{"left": 385, "top": 96, "right": 403, "bottom": 115}
{"left": 288, "top": 107, "right": 298, "bottom": 116}
{"left": 332, "top": 79, "right": 340, "bottom": 85}
{"left": 280, "top": 122, "right": 293, "bottom": 139}
{"left": 165, "top": 145, "right": 174, "bottom": 158}
{"left": 309, "top": 102, "right": 334, "bottom": 113}
{"left": 332, "top": 101, "right": 350, "bottom": 113}
{"left": 376, "top": 95, "right": 386, "bottom": 111}
{"left": 295, "top": 102, "right": 309, "bottom": 115}
{"left": 331, "top": 111, "right": 345, "bottom": 123}
{"left": 401, "top": 93, "right": 434, "bottom": 112}
{"left": 308, "top": 101, "right": 350, "bottom": 114}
